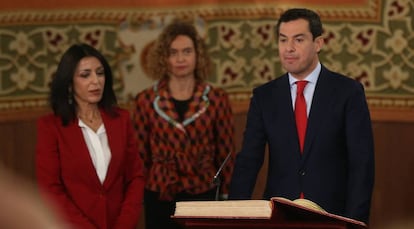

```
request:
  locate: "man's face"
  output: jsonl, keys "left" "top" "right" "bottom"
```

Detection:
{"left": 278, "top": 18, "right": 323, "bottom": 79}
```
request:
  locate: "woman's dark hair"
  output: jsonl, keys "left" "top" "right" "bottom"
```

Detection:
{"left": 49, "top": 43, "right": 118, "bottom": 126}
{"left": 275, "top": 8, "right": 323, "bottom": 40}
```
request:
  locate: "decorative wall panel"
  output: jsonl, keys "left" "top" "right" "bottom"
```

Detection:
{"left": 1, "top": 0, "right": 413, "bottom": 111}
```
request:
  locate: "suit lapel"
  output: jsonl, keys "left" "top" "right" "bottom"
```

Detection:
{"left": 303, "top": 66, "right": 336, "bottom": 158}
{"left": 281, "top": 75, "right": 299, "bottom": 153}
{"left": 271, "top": 75, "right": 301, "bottom": 157}
{"left": 101, "top": 111, "right": 121, "bottom": 189}
{"left": 62, "top": 120, "right": 102, "bottom": 187}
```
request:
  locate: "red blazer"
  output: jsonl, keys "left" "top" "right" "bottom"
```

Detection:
{"left": 36, "top": 108, "right": 145, "bottom": 229}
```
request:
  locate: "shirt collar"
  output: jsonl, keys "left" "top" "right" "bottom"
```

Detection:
{"left": 78, "top": 119, "right": 105, "bottom": 134}
{"left": 288, "top": 62, "right": 321, "bottom": 86}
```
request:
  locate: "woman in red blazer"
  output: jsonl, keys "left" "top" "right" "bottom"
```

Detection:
{"left": 36, "top": 44, "right": 145, "bottom": 229}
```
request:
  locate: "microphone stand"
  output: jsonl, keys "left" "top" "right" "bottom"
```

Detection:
{"left": 213, "top": 151, "right": 232, "bottom": 201}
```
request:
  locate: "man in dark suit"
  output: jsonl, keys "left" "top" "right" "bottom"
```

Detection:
{"left": 229, "top": 8, "right": 375, "bottom": 224}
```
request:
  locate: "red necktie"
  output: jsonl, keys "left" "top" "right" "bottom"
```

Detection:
{"left": 295, "top": 81, "right": 308, "bottom": 154}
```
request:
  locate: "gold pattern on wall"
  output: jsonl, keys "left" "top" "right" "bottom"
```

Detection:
{"left": 0, "top": 24, "right": 128, "bottom": 110}
{"left": 0, "top": 0, "right": 413, "bottom": 111}
{"left": 321, "top": 0, "right": 414, "bottom": 108}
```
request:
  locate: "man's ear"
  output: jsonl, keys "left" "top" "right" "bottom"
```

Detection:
{"left": 314, "top": 36, "right": 325, "bottom": 53}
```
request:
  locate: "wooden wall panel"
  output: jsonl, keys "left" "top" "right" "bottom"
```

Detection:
{"left": 0, "top": 120, "right": 37, "bottom": 180}
{"left": 370, "top": 122, "right": 414, "bottom": 229}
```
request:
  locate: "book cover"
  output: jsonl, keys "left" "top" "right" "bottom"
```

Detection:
{"left": 271, "top": 197, "right": 367, "bottom": 229}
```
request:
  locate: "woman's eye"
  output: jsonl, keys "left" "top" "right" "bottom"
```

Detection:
{"left": 79, "top": 72, "right": 90, "bottom": 78}
{"left": 96, "top": 70, "right": 105, "bottom": 75}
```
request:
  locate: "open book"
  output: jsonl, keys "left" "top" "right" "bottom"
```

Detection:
{"left": 175, "top": 199, "right": 272, "bottom": 218}
{"left": 173, "top": 197, "right": 367, "bottom": 229}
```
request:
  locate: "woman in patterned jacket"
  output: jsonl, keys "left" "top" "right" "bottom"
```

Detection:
{"left": 133, "top": 20, "right": 235, "bottom": 229}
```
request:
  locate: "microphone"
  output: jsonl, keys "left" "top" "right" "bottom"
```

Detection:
{"left": 213, "top": 151, "right": 232, "bottom": 201}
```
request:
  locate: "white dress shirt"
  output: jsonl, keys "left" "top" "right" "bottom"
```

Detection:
{"left": 78, "top": 119, "right": 111, "bottom": 184}
{"left": 289, "top": 62, "right": 321, "bottom": 116}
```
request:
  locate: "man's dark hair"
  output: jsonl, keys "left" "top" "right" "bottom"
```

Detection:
{"left": 275, "top": 8, "right": 323, "bottom": 40}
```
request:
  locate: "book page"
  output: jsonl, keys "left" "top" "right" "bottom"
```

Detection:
{"left": 292, "top": 198, "right": 326, "bottom": 212}
{"left": 174, "top": 200, "right": 272, "bottom": 218}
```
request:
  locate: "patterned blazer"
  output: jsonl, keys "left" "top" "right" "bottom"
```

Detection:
{"left": 133, "top": 79, "right": 234, "bottom": 200}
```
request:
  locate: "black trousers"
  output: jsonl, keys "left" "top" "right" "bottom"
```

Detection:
{"left": 144, "top": 188, "right": 216, "bottom": 229}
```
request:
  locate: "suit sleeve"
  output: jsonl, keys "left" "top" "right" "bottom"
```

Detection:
{"left": 113, "top": 113, "right": 145, "bottom": 229}
{"left": 344, "top": 83, "right": 375, "bottom": 223}
{"left": 229, "top": 91, "right": 268, "bottom": 199}
{"left": 35, "top": 117, "right": 96, "bottom": 229}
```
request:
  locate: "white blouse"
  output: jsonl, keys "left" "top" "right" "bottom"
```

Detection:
{"left": 78, "top": 119, "right": 111, "bottom": 184}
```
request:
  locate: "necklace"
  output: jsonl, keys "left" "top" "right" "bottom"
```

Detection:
{"left": 78, "top": 111, "right": 101, "bottom": 124}
{"left": 153, "top": 81, "right": 210, "bottom": 134}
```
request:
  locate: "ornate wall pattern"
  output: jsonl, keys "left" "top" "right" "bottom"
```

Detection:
{"left": 0, "top": 0, "right": 413, "bottom": 111}
{"left": 0, "top": 24, "right": 127, "bottom": 109}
